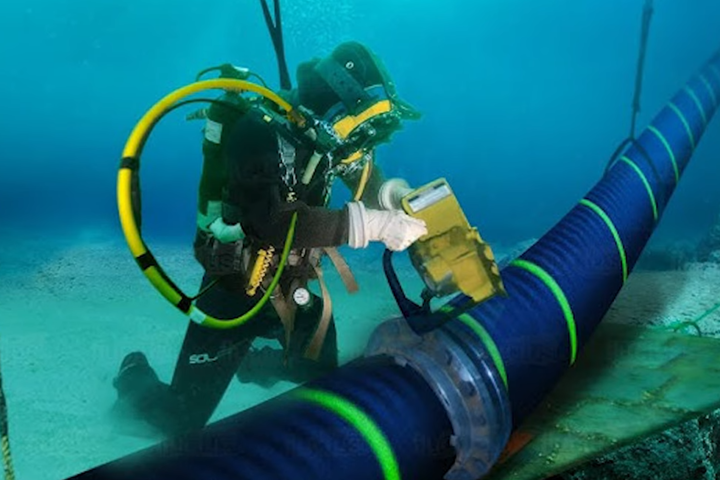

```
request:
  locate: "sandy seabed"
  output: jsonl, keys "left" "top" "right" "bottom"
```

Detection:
{"left": 0, "top": 232, "right": 425, "bottom": 479}
{"left": 2, "top": 231, "right": 720, "bottom": 479}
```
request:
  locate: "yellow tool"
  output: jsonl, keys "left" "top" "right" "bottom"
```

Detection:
{"left": 246, "top": 247, "right": 276, "bottom": 296}
{"left": 401, "top": 178, "right": 505, "bottom": 303}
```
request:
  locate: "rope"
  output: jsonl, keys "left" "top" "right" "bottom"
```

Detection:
{"left": 664, "top": 300, "right": 720, "bottom": 337}
{"left": 630, "top": 0, "right": 654, "bottom": 138}
{"left": 260, "top": 0, "right": 292, "bottom": 91}
{"left": 0, "top": 343, "right": 15, "bottom": 480}
{"left": 605, "top": 0, "right": 655, "bottom": 173}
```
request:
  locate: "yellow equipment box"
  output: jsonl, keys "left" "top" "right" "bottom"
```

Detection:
{"left": 401, "top": 178, "right": 505, "bottom": 303}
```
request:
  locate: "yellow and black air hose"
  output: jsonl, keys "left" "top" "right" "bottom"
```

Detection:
{"left": 118, "top": 79, "right": 301, "bottom": 329}
{"left": 118, "top": 77, "right": 374, "bottom": 329}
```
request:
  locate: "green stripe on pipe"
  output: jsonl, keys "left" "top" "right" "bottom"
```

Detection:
{"left": 450, "top": 309, "right": 509, "bottom": 390}
{"left": 439, "top": 305, "right": 508, "bottom": 390}
{"left": 509, "top": 260, "right": 578, "bottom": 365}
{"left": 685, "top": 86, "right": 708, "bottom": 127}
{"left": 647, "top": 125, "right": 680, "bottom": 183}
{"left": 668, "top": 102, "right": 696, "bottom": 150}
{"left": 699, "top": 75, "right": 718, "bottom": 107}
{"left": 292, "top": 388, "right": 401, "bottom": 480}
{"left": 619, "top": 156, "right": 658, "bottom": 222}
{"left": 579, "top": 199, "right": 629, "bottom": 283}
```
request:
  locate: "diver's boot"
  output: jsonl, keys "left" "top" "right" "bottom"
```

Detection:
{"left": 111, "top": 352, "right": 167, "bottom": 427}
{"left": 111, "top": 352, "right": 186, "bottom": 438}
{"left": 113, "top": 352, "right": 160, "bottom": 398}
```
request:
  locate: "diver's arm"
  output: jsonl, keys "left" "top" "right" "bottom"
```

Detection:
{"left": 241, "top": 190, "right": 427, "bottom": 252}
{"left": 223, "top": 116, "right": 426, "bottom": 251}
{"left": 196, "top": 93, "right": 245, "bottom": 232}
{"left": 196, "top": 139, "right": 226, "bottom": 230}
{"left": 222, "top": 114, "right": 351, "bottom": 248}
{"left": 247, "top": 198, "right": 351, "bottom": 249}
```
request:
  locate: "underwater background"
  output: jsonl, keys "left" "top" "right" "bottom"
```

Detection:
{"left": 2, "top": 0, "right": 720, "bottom": 245}
{"left": 2, "top": 0, "right": 720, "bottom": 479}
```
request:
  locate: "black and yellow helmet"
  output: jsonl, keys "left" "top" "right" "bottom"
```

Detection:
{"left": 297, "top": 41, "right": 421, "bottom": 162}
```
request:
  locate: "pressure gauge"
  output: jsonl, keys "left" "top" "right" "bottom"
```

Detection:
{"left": 293, "top": 287, "right": 311, "bottom": 306}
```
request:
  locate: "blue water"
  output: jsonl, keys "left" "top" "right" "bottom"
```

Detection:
{"left": 2, "top": 0, "right": 719, "bottom": 246}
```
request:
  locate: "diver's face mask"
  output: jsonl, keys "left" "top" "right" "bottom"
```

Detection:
{"left": 304, "top": 55, "right": 421, "bottom": 171}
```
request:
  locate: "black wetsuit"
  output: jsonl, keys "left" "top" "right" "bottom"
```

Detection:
{"left": 114, "top": 94, "right": 386, "bottom": 437}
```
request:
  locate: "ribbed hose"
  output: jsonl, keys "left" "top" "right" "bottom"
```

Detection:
{"left": 70, "top": 358, "right": 454, "bottom": 480}
{"left": 71, "top": 51, "right": 720, "bottom": 480}
{"left": 445, "top": 50, "right": 720, "bottom": 426}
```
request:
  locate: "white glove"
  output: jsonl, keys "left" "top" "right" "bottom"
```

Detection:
{"left": 347, "top": 201, "right": 428, "bottom": 252}
{"left": 378, "top": 178, "right": 413, "bottom": 210}
{"left": 197, "top": 200, "right": 223, "bottom": 232}
{"left": 198, "top": 200, "right": 245, "bottom": 243}
{"left": 209, "top": 218, "right": 245, "bottom": 244}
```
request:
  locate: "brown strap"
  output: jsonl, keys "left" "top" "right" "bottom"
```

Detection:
{"left": 323, "top": 247, "right": 359, "bottom": 294}
{"left": 269, "top": 289, "right": 297, "bottom": 358}
{"left": 303, "top": 264, "right": 334, "bottom": 361}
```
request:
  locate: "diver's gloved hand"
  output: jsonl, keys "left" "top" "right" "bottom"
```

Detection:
{"left": 378, "top": 178, "right": 413, "bottom": 210}
{"left": 208, "top": 218, "right": 244, "bottom": 243}
{"left": 197, "top": 201, "right": 244, "bottom": 243}
{"left": 347, "top": 201, "right": 428, "bottom": 251}
{"left": 197, "top": 200, "right": 223, "bottom": 232}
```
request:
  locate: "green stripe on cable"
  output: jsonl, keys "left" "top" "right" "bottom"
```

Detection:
{"left": 579, "top": 199, "right": 628, "bottom": 283}
{"left": 509, "top": 260, "right": 578, "bottom": 365}
{"left": 684, "top": 86, "right": 708, "bottom": 127}
{"left": 699, "top": 74, "right": 718, "bottom": 107}
{"left": 292, "top": 388, "right": 400, "bottom": 480}
{"left": 619, "top": 156, "right": 658, "bottom": 222}
{"left": 647, "top": 125, "right": 680, "bottom": 184}
{"left": 667, "top": 102, "right": 696, "bottom": 150}
{"left": 441, "top": 306, "right": 508, "bottom": 390}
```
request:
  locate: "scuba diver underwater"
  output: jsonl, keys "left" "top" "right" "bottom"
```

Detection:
{"left": 113, "top": 1, "right": 504, "bottom": 438}
{"left": 113, "top": 40, "right": 432, "bottom": 436}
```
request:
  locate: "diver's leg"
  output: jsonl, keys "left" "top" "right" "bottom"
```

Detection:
{"left": 113, "top": 274, "right": 267, "bottom": 436}
{"left": 165, "top": 318, "right": 253, "bottom": 433}
{"left": 284, "top": 293, "right": 339, "bottom": 382}
{"left": 234, "top": 292, "right": 338, "bottom": 385}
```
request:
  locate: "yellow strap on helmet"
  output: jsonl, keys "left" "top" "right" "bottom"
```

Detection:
{"left": 332, "top": 99, "right": 392, "bottom": 139}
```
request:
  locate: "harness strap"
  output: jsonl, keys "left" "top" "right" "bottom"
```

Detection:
{"left": 269, "top": 285, "right": 297, "bottom": 364}
{"left": 323, "top": 247, "right": 359, "bottom": 294}
{"left": 303, "top": 264, "right": 334, "bottom": 361}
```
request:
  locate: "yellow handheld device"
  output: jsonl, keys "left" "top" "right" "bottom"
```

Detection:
{"left": 401, "top": 178, "right": 505, "bottom": 303}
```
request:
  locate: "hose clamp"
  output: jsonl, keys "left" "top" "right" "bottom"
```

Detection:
{"left": 365, "top": 317, "right": 512, "bottom": 480}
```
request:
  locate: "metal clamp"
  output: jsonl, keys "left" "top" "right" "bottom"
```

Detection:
{"left": 365, "top": 317, "right": 512, "bottom": 480}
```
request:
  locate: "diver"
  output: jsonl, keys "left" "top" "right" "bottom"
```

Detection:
{"left": 112, "top": 41, "right": 429, "bottom": 437}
